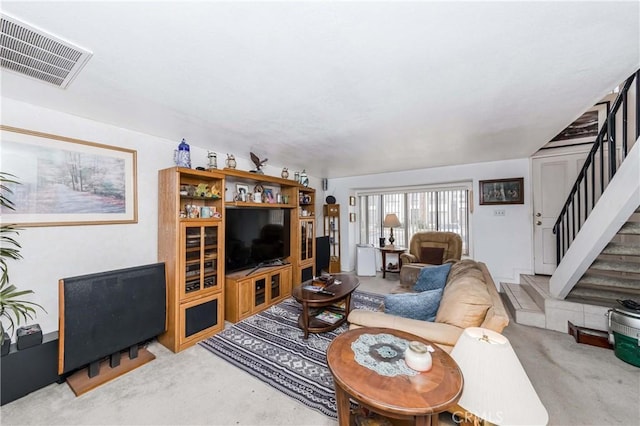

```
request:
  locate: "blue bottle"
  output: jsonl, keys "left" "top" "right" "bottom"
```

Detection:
{"left": 174, "top": 138, "right": 191, "bottom": 168}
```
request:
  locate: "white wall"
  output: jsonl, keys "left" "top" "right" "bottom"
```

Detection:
{"left": 1, "top": 97, "right": 322, "bottom": 338}
{"left": 326, "top": 159, "right": 534, "bottom": 287}
{"left": 2, "top": 97, "right": 530, "bottom": 337}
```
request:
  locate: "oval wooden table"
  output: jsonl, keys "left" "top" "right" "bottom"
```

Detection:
{"left": 327, "top": 327, "right": 463, "bottom": 426}
{"left": 291, "top": 274, "right": 359, "bottom": 339}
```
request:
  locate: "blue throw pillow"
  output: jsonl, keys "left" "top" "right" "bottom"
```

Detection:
{"left": 383, "top": 288, "right": 443, "bottom": 321}
{"left": 413, "top": 263, "right": 451, "bottom": 292}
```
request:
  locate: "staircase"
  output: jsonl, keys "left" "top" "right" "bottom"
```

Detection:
{"left": 502, "top": 208, "right": 640, "bottom": 332}
{"left": 568, "top": 210, "right": 640, "bottom": 304}
{"left": 503, "top": 69, "right": 640, "bottom": 333}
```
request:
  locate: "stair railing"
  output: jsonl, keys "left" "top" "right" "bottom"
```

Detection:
{"left": 554, "top": 69, "right": 639, "bottom": 265}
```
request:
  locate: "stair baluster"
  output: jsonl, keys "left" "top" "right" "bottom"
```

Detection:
{"left": 553, "top": 70, "right": 639, "bottom": 264}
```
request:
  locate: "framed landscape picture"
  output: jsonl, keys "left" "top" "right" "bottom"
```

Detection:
{"left": 545, "top": 101, "right": 609, "bottom": 148}
{"left": 0, "top": 126, "right": 138, "bottom": 226}
{"left": 479, "top": 178, "right": 524, "bottom": 205}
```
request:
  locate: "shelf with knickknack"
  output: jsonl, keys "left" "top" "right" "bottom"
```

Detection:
{"left": 296, "top": 186, "right": 316, "bottom": 284}
{"left": 158, "top": 167, "right": 226, "bottom": 353}
{"left": 323, "top": 204, "right": 341, "bottom": 273}
{"left": 176, "top": 169, "right": 225, "bottom": 221}
{"left": 222, "top": 168, "right": 298, "bottom": 210}
{"left": 298, "top": 187, "right": 315, "bottom": 218}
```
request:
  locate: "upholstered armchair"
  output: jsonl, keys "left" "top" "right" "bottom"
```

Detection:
{"left": 400, "top": 231, "right": 462, "bottom": 266}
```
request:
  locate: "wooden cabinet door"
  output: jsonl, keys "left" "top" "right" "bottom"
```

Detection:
{"left": 238, "top": 279, "right": 252, "bottom": 318}
{"left": 280, "top": 267, "right": 292, "bottom": 298}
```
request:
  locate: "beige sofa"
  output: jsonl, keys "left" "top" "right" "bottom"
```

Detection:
{"left": 348, "top": 259, "right": 509, "bottom": 352}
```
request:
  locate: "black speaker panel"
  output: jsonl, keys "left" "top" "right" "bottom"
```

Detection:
{"left": 185, "top": 299, "right": 218, "bottom": 338}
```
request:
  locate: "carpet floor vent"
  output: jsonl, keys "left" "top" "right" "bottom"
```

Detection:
{"left": 1, "top": 12, "right": 92, "bottom": 88}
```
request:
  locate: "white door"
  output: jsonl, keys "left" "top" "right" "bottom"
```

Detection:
{"left": 532, "top": 149, "right": 589, "bottom": 275}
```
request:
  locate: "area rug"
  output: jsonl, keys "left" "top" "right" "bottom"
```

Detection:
{"left": 199, "top": 290, "right": 384, "bottom": 418}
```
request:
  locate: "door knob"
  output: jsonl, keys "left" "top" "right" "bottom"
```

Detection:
{"left": 535, "top": 212, "right": 541, "bottom": 217}
{"left": 536, "top": 221, "right": 542, "bottom": 225}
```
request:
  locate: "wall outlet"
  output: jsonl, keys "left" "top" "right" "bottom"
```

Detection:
{"left": 494, "top": 209, "right": 506, "bottom": 216}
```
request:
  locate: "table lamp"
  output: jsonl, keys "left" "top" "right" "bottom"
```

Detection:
{"left": 383, "top": 213, "right": 401, "bottom": 246}
{"left": 450, "top": 327, "right": 549, "bottom": 426}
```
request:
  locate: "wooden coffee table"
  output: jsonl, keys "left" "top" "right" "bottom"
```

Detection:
{"left": 327, "top": 327, "right": 463, "bottom": 426}
{"left": 291, "top": 274, "right": 359, "bottom": 339}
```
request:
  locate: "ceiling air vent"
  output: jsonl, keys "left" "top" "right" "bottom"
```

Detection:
{"left": 0, "top": 13, "right": 92, "bottom": 88}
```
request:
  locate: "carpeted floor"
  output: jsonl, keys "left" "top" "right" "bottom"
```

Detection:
{"left": 199, "top": 291, "right": 383, "bottom": 418}
{"left": 0, "top": 272, "right": 638, "bottom": 425}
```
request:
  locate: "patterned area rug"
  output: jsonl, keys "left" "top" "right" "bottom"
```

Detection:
{"left": 199, "top": 290, "right": 383, "bottom": 418}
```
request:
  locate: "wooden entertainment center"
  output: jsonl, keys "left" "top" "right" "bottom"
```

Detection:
{"left": 157, "top": 167, "right": 316, "bottom": 352}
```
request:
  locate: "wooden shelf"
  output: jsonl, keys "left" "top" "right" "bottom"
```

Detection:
{"left": 221, "top": 168, "right": 303, "bottom": 187}
{"left": 225, "top": 201, "right": 295, "bottom": 208}
{"left": 158, "top": 167, "right": 225, "bottom": 353}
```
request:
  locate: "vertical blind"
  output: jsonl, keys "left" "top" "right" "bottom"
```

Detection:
{"left": 358, "top": 184, "right": 470, "bottom": 254}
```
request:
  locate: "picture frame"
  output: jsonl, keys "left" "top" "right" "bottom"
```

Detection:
{"left": 0, "top": 126, "right": 137, "bottom": 226}
{"left": 349, "top": 213, "right": 356, "bottom": 222}
{"left": 479, "top": 178, "right": 524, "bottom": 205}
{"left": 349, "top": 196, "right": 356, "bottom": 206}
{"left": 236, "top": 183, "right": 249, "bottom": 202}
{"left": 545, "top": 102, "right": 609, "bottom": 149}
{"left": 263, "top": 188, "right": 275, "bottom": 203}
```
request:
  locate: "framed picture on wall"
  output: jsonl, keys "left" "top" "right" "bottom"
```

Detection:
{"left": 479, "top": 178, "right": 524, "bottom": 205}
{"left": 544, "top": 101, "right": 609, "bottom": 149}
{"left": 0, "top": 126, "right": 138, "bottom": 226}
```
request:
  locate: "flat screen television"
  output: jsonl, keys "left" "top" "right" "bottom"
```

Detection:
{"left": 58, "top": 262, "right": 167, "bottom": 375}
{"left": 225, "top": 208, "right": 291, "bottom": 273}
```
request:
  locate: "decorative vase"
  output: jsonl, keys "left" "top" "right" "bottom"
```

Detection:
{"left": 300, "top": 170, "right": 309, "bottom": 187}
{"left": 174, "top": 138, "right": 191, "bottom": 168}
{"left": 207, "top": 151, "right": 217, "bottom": 170}
{"left": 404, "top": 341, "right": 432, "bottom": 372}
{"left": 225, "top": 154, "right": 236, "bottom": 169}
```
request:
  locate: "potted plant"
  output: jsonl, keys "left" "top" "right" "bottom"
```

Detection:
{"left": 0, "top": 172, "right": 45, "bottom": 353}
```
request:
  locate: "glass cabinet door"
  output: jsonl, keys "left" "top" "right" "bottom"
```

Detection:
{"left": 184, "top": 226, "right": 203, "bottom": 295}
{"left": 254, "top": 277, "right": 266, "bottom": 308}
{"left": 202, "top": 226, "right": 218, "bottom": 290}
{"left": 182, "top": 224, "right": 220, "bottom": 298}
{"left": 300, "top": 219, "right": 314, "bottom": 262}
{"left": 270, "top": 273, "right": 281, "bottom": 301}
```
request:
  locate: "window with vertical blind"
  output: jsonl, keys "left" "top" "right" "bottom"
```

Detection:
{"left": 358, "top": 183, "right": 471, "bottom": 255}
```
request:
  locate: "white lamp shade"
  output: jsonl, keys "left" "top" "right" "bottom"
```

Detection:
{"left": 450, "top": 327, "right": 548, "bottom": 425}
{"left": 383, "top": 213, "right": 401, "bottom": 228}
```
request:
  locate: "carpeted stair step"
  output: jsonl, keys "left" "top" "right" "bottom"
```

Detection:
{"left": 618, "top": 221, "right": 640, "bottom": 235}
{"left": 590, "top": 259, "right": 640, "bottom": 274}
{"left": 569, "top": 285, "right": 640, "bottom": 302}
{"left": 500, "top": 283, "right": 545, "bottom": 328}
{"left": 564, "top": 294, "right": 626, "bottom": 309}
{"left": 601, "top": 242, "right": 640, "bottom": 257}
{"left": 577, "top": 273, "right": 640, "bottom": 291}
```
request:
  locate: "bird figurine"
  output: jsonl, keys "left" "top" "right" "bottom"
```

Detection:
{"left": 250, "top": 152, "right": 268, "bottom": 174}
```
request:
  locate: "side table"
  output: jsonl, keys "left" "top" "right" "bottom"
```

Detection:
{"left": 327, "top": 327, "right": 463, "bottom": 426}
{"left": 379, "top": 246, "right": 406, "bottom": 278}
{"left": 291, "top": 274, "right": 359, "bottom": 339}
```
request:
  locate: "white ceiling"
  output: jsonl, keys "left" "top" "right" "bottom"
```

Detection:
{"left": 1, "top": 1, "right": 639, "bottom": 178}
